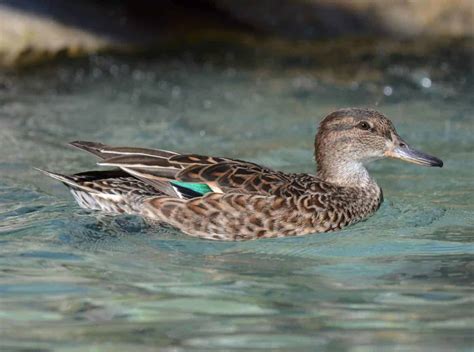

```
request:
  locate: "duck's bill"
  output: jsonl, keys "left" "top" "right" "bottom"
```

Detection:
{"left": 385, "top": 145, "right": 443, "bottom": 167}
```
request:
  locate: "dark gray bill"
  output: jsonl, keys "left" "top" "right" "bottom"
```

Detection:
{"left": 385, "top": 145, "right": 443, "bottom": 167}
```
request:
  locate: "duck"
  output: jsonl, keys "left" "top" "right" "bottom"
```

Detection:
{"left": 39, "top": 108, "right": 443, "bottom": 241}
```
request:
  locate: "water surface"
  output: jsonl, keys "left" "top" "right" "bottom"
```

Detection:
{"left": 0, "top": 51, "right": 473, "bottom": 351}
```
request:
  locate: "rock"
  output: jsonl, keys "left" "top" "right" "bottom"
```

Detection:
{"left": 0, "top": 0, "right": 249, "bottom": 68}
{"left": 213, "top": 0, "right": 474, "bottom": 38}
{"left": 0, "top": 3, "right": 125, "bottom": 68}
{"left": 0, "top": 0, "right": 472, "bottom": 68}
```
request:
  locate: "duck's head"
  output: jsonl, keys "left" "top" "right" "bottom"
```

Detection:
{"left": 315, "top": 108, "right": 443, "bottom": 186}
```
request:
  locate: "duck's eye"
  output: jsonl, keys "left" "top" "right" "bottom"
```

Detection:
{"left": 357, "top": 121, "right": 371, "bottom": 130}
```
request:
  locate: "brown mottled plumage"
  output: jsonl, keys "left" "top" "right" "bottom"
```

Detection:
{"left": 38, "top": 108, "right": 443, "bottom": 241}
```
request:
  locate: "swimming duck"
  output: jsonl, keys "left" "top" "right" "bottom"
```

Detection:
{"left": 39, "top": 108, "right": 442, "bottom": 241}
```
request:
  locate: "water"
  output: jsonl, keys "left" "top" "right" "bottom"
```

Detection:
{"left": 0, "top": 48, "right": 473, "bottom": 351}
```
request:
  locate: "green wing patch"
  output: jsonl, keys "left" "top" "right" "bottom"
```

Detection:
{"left": 170, "top": 181, "right": 212, "bottom": 195}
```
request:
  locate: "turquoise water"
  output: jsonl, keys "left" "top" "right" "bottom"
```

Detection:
{"left": 0, "top": 52, "right": 473, "bottom": 351}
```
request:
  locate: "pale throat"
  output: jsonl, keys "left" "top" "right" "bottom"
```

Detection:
{"left": 316, "top": 158, "right": 376, "bottom": 188}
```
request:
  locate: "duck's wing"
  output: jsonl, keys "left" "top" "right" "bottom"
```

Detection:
{"left": 69, "top": 141, "right": 324, "bottom": 198}
{"left": 171, "top": 155, "right": 292, "bottom": 194}
{"left": 75, "top": 142, "right": 291, "bottom": 196}
{"left": 70, "top": 141, "right": 178, "bottom": 159}
{"left": 68, "top": 141, "right": 181, "bottom": 197}
{"left": 100, "top": 154, "right": 292, "bottom": 195}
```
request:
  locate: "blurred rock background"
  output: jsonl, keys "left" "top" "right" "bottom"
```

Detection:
{"left": 0, "top": 0, "right": 472, "bottom": 68}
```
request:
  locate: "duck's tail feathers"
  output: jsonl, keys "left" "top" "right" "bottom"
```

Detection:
{"left": 35, "top": 168, "right": 154, "bottom": 215}
{"left": 35, "top": 168, "right": 94, "bottom": 192}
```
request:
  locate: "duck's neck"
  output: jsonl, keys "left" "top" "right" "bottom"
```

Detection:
{"left": 316, "top": 159, "right": 376, "bottom": 189}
